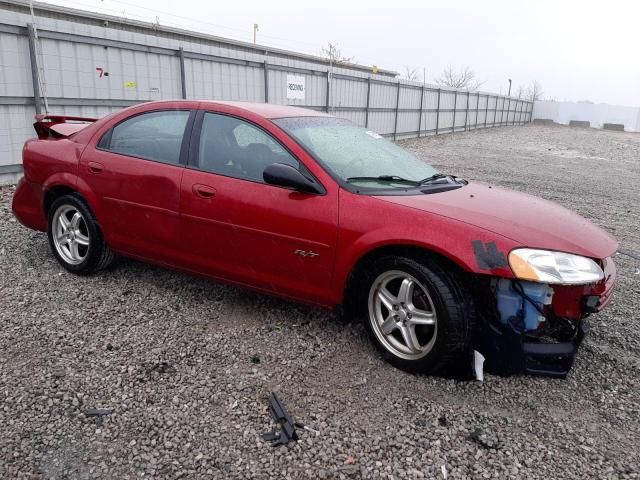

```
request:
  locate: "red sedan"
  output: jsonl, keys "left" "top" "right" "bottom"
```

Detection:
{"left": 12, "top": 101, "right": 617, "bottom": 377}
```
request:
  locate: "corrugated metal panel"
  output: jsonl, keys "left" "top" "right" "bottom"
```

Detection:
{"left": 187, "top": 59, "right": 263, "bottom": 101}
{"left": 332, "top": 77, "right": 367, "bottom": 108}
{"left": 336, "top": 109, "right": 366, "bottom": 127}
{"left": 38, "top": 38, "right": 182, "bottom": 100}
{"left": 367, "top": 111, "right": 395, "bottom": 135}
{"left": 0, "top": 31, "right": 32, "bottom": 96}
{"left": 0, "top": 2, "right": 532, "bottom": 172}
{"left": 397, "top": 111, "right": 420, "bottom": 134}
{"left": 0, "top": 104, "right": 33, "bottom": 165}
{"left": 52, "top": 104, "right": 124, "bottom": 118}
{"left": 399, "top": 86, "right": 421, "bottom": 109}
{"left": 370, "top": 82, "right": 398, "bottom": 109}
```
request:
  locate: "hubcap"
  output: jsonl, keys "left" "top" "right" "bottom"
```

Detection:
{"left": 52, "top": 205, "right": 90, "bottom": 265}
{"left": 368, "top": 270, "right": 438, "bottom": 360}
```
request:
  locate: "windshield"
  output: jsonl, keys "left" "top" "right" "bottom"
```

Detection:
{"left": 273, "top": 117, "right": 439, "bottom": 189}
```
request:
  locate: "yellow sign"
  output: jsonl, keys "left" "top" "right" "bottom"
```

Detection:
{"left": 125, "top": 81, "right": 137, "bottom": 88}
{"left": 372, "top": 65, "right": 379, "bottom": 74}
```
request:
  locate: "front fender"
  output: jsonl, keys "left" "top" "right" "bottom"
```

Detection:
{"left": 331, "top": 192, "right": 519, "bottom": 304}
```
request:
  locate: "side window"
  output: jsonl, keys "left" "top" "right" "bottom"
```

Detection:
{"left": 198, "top": 113, "right": 299, "bottom": 182}
{"left": 100, "top": 110, "right": 190, "bottom": 165}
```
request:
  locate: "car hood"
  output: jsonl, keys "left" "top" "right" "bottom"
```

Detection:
{"left": 376, "top": 182, "right": 618, "bottom": 259}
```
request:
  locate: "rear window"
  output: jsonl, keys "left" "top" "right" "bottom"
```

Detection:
{"left": 100, "top": 110, "right": 190, "bottom": 165}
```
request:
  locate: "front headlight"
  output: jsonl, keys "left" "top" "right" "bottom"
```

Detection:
{"left": 509, "top": 248, "right": 604, "bottom": 285}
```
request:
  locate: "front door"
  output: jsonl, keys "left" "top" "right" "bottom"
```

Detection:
{"left": 179, "top": 111, "right": 338, "bottom": 304}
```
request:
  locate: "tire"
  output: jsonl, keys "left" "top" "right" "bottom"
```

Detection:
{"left": 359, "top": 255, "right": 474, "bottom": 375}
{"left": 46, "top": 193, "right": 114, "bottom": 274}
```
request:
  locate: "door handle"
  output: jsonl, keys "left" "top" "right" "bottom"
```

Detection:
{"left": 87, "top": 161, "right": 104, "bottom": 174}
{"left": 192, "top": 184, "right": 216, "bottom": 199}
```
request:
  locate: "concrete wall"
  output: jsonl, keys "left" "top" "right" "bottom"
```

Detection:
{"left": 533, "top": 100, "right": 640, "bottom": 132}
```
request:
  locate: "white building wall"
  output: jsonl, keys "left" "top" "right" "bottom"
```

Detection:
{"left": 533, "top": 100, "right": 640, "bottom": 132}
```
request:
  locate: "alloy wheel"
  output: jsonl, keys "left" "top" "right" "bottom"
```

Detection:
{"left": 52, "top": 205, "right": 90, "bottom": 266}
{"left": 368, "top": 270, "right": 438, "bottom": 360}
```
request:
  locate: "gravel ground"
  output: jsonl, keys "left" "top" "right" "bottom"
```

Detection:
{"left": 1, "top": 124, "right": 639, "bottom": 479}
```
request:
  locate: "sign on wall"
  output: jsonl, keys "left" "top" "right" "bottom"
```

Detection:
{"left": 286, "top": 75, "right": 305, "bottom": 100}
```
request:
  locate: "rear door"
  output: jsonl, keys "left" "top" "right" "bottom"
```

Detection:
{"left": 179, "top": 110, "right": 339, "bottom": 304}
{"left": 80, "top": 108, "right": 196, "bottom": 263}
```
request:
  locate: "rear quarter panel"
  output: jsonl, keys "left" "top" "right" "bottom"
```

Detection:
{"left": 13, "top": 136, "right": 90, "bottom": 231}
{"left": 22, "top": 137, "right": 84, "bottom": 187}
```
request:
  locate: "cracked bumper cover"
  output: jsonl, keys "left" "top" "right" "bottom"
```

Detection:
{"left": 477, "top": 257, "right": 616, "bottom": 378}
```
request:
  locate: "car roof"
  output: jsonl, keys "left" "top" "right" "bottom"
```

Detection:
{"left": 200, "top": 100, "right": 331, "bottom": 119}
{"left": 139, "top": 100, "right": 331, "bottom": 119}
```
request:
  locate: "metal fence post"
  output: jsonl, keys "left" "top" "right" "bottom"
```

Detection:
{"left": 518, "top": 100, "right": 522, "bottom": 124}
{"left": 529, "top": 101, "right": 534, "bottom": 123}
{"left": 178, "top": 47, "right": 187, "bottom": 99}
{"left": 493, "top": 97, "right": 498, "bottom": 127}
{"left": 512, "top": 99, "right": 516, "bottom": 124}
{"left": 417, "top": 85, "right": 424, "bottom": 137}
{"left": 510, "top": 98, "right": 514, "bottom": 125}
{"left": 365, "top": 76, "right": 371, "bottom": 128}
{"left": 464, "top": 91, "right": 469, "bottom": 131}
{"left": 393, "top": 81, "right": 401, "bottom": 141}
{"left": 435, "top": 88, "right": 441, "bottom": 135}
{"left": 27, "top": 23, "right": 43, "bottom": 114}
{"left": 452, "top": 91, "right": 457, "bottom": 133}
{"left": 474, "top": 92, "right": 479, "bottom": 129}
{"left": 510, "top": 99, "right": 514, "bottom": 125}
{"left": 263, "top": 60, "right": 269, "bottom": 102}
{"left": 500, "top": 97, "right": 506, "bottom": 126}
{"left": 325, "top": 70, "right": 331, "bottom": 113}
{"left": 484, "top": 95, "right": 488, "bottom": 128}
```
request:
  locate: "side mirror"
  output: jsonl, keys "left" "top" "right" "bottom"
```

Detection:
{"left": 263, "top": 163, "right": 324, "bottom": 195}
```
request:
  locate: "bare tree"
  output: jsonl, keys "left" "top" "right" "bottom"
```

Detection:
{"left": 435, "top": 65, "right": 484, "bottom": 91}
{"left": 515, "top": 85, "right": 525, "bottom": 99}
{"left": 525, "top": 81, "right": 543, "bottom": 101}
{"left": 403, "top": 66, "right": 419, "bottom": 82}
{"left": 321, "top": 42, "right": 355, "bottom": 65}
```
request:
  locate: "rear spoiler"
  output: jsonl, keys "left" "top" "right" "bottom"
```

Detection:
{"left": 33, "top": 114, "right": 98, "bottom": 139}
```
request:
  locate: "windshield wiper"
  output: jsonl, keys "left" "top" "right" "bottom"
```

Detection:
{"left": 346, "top": 175, "right": 421, "bottom": 186}
{"left": 418, "top": 173, "right": 453, "bottom": 184}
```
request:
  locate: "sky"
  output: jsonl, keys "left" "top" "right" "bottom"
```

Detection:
{"left": 38, "top": 0, "right": 640, "bottom": 107}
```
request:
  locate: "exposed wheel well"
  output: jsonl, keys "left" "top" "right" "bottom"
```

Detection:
{"left": 43, "top": 186, "right": 77, "bottom": 215}
{"left": 341, "top": 245, "right": 468, "bottom": 319}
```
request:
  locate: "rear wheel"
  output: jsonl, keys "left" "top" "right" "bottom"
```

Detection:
{"left": 360, "top": 255, "right": 473, "bottom": 374}
{"left": 47, "top": 194, "right": 114, "bottom": 274}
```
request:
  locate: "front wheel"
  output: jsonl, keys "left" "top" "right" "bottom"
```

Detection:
{"left": 47, "top": 193, "right": 114, "bottom": 274}
{"left": 361, "top": 255, "right": 474, "bottom": 374}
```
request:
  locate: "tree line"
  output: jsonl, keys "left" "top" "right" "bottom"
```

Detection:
{"left": 320, "top": 42, "right": 543, "bottom": 102}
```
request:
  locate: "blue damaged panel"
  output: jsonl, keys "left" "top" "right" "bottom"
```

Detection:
{"left": 495, "top": 279, "right": 553, "bottom": 331}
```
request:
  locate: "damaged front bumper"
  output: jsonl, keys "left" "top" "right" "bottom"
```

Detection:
{"left": 475, "top": 257, "right": 616, "bottom": 378}
{"left": 477, "top": 318, "right": 588, "bottom": 378}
